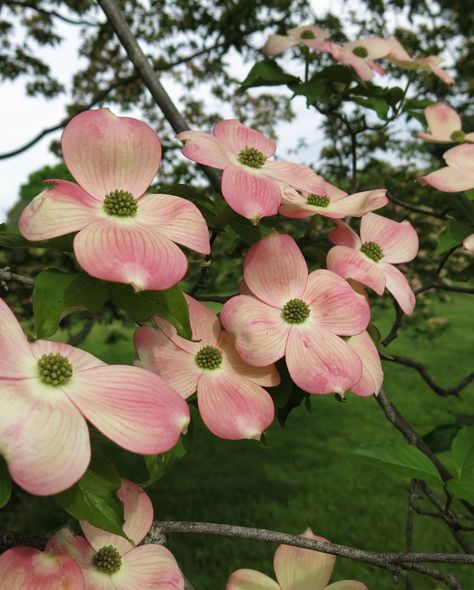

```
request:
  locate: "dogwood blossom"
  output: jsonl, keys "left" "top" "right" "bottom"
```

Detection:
{"left": 262, "top": 25, "right": 331, "bottom": 57}
{"left": 221, "top": 233, "right": 370, "bottom": 395}
{"left": 177, "top": 119, "right": 326, "bottom": 223}
{"left": 326, "top": 213, "right": 419, "bottom": 315}
{"left": 417, "top": 103, "right": 474, "bottom": 144}
{"left": 47, "top": 479, "right": 184, "bottom": 589}
{"left": 386, "top": 37, "right": 454, "bottom": 84}
{"left": 0, "top": 299, "right": 190, "bottom": 495}
{"left": 19, "top": 108, "right": 210, "bottom": 291}
{"left": 328, "top": 36, "right": 392, "bottom": 80}
{"left": 134, "top": 295, "right": 279, "bottom": 440}
{"left": 346, "top": 331, "right": 384, "bottom": 396}
{"left": 419, "top": 144, "right": 474, "bottom": 192}
{"left": 226, "top": 528, "right": 368, "bottom": 590}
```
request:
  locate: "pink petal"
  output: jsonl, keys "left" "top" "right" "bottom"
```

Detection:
{"left": 64, "top": 365, "right": 190, "bottom": 454}
{"left": 73, "top": 221, "right": 188, "bottom": 291}
{"left": 185, "top": 295, "right": 221, "bottom": 345}
{"left": 29, "top": 339, "right": 105, "bottom": 372}
{"left": 303, "top": 269, "right": 370, "bottom": 336}
{"left": 0, "top": 547, "right": 85, "bottom": 590}
{"left": 286, "top": 326, "right": 362, "bottom": 394}
{"left": 0, "top": 381, "right": 90, "bottom": 495}
{"left": 288, "top": 25, "right": 331, "bottom": 42}
{"left": 221, "top": 166, "right": 281, "bottom": 221}
{"left": 347, "top": 331, "right": 383, "bottom": 396}
{"left": 386, "top": 37, "right": 413, "bottom": 63}
{"left": 443, "top": 143, "right": 474, "bottom": 170}
{"left": 464, "top": 132, "right": 474, "bottom": 142}
{"left": 323, "top": 189, "right": 388, "bottom": 218}
{"left": 46, "top": 527, "right": 95, "bottom": 569}
{"left": 198, "top": 370, "right": 274, "bottom": 440}
{"left": 244, "top": 233, "right": 308, "bottom": 306}
{"left": 81, "top": 479, "right": 153, "bottom": 555}
{"left": 380, "top": 263, "right": 416, "bottom": 315}
{"left": 360, "top": 213, "right": 419, "bottom": 263}
{"left": 279, "top": 187, "right": 316, "bottom": 219}
{"left": 327, "top": 220, "right": 361, "bottom": 249}
{"left": 219, "top": 331, "right": 281, "bottom": 387}
{"left": 112, "top": 545, "right": 184, "bottom": 590}
{"left": 262, "top": 34, "right": 299, "bottom": 56}
{"left": 134, "top": 326, "right": 200, "bottom": 399}
{"left": 220, "top": 295, "right": 289, "bottom": 367}
{"left": 326, "top": 246, "right": 386, "bottom": 295}
{"left": 424, "top": 103, "right": 461, "bottom": 140}
{"left": 344, "top": 37, "right": 392, "bottom": 59}
{"left": 420, "top": 167, "right": 474, "bottom": 192}
{"left": 226, "top": 569, "right": 280, "bottom": 590}
{"left": 137, "top": 193, "right": 210, "bottom": 255}
{"left": 177, "top": 130, "right": 235, "bottom": 168}
{"left": 0, "top": 298, "right": 35, "bottom": 379}
{"left": 62, "top": 108, "right": 162, "bottom": 200}
{"left": 19, "top": 180, "right": 102, "bottom": 241}
{"left": 326, "top": 582, "right": 368, "bottom": 590}
{"left": 264, "top": 161, "right": 326, "bottom": 195}
{"left": 463, "top": 233, "right": 474, "bottom": 254}
{"left": 329, "top": 45, "right": 375, "bottom": 80}
{"left": 214, "top": 119, "right": 276, "bottom": 158}
{"left": 274, "top": 529, "right": 336, "bottom": 590}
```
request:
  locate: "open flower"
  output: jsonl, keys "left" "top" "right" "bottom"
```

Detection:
{"left": 328, "top": 37, "right": 392, "bottom": 81}
{"left": 346, "top": 331, "right": 383, "bottom": 396}
{"left": 419, "top": 144, "right": 474, "bottom": 192}
{"left": 226, "top": 528, "right": 368, "bottom": 590}
{"left": 47, "top": 479, "right": 184, "bottom": 589}
{"left": 0, "top": 299, "right": 190, "bottom": 496}
{"left": 279, "top": 181, "right": 387, "bottom": 219}
{"left": 177, "top": 119, "right": 326, "bottom": 223}
{"left": 220, "top": 234, "right": 370, "bottom": 395}
{"left": 417, "top": 103, "right": 474, "bottom": 144}
{"left": 19, "top": 108, "right": 210, "bottom": 291}
{"left": 326, "top": 213, "right": 419, "bottom": 315}
{"left": 262, "top": 25, "right": 331, "bottom": 57}
{"left": 134, "top": 295, "right": 279, "bottom": 440}
{"left": 0, "top": 547, "right": 85, "bottom": 589}
{"left": 386, "top": 37, "right": 454, "bottom": 84}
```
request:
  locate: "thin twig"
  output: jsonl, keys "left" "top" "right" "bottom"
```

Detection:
{"left": 405, "top": 481, "right": 416, "bottom": 590}
{"left": 0, "top": 267, "right": 34, "bottom": 288}
{"left": 2, "top": 0, "right": 98, "bottom": 26}
{"left": 389, "top": 193, "right": 447, "bottom": 220}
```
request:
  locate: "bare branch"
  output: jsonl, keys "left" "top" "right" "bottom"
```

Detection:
{"left": 389, "top": 192, "right": 448, "bottom": 220}
{"left": 0, "top": 267, "right": 34, "bottom": 288}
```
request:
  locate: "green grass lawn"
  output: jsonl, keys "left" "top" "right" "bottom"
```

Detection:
{"left": 2, "top": 293, "right": 473, "bottom": 588}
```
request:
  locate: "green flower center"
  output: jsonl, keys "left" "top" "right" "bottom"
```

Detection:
{"left": 103, "top": 190, "right": 138, "bottom": 217}
{"left": 307, "top": 194, "right": 330, "bottom": 207}
{"left": 93, "top": 545, "right": 122, "bottom": 575}
{"left": 195, "top": 345, "right": 223, "bottom": 370}
{"left": 353, "top": 46, "right": 369, "bottom": 58}
{"left": 238, "top": 147, "right": 266, "bottom": 169}
{"left": 360, "top": 241, "right": 384, "bottom": 262}
{"left": 37, "top": 353, "right": 73, "bottom": 386}
{"left": 300, "top": 30, "right": 315, "bottom": 40}
{"left": 450, "top": 130, "right": 465, "bottom": 142}
{"left": 282, "top": 298, "right": 311, "bottom": 324}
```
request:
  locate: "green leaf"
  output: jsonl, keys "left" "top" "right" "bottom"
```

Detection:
{"left": 0, "top": 457, "right": 12, "bottom": 509}
{"left": 422, "top": 423, "right": 461, "bottom": 453}
{"left": 451, "top": 427, "right": 474, "bottom": 478}
{"left": 453, "top": 262, "right": 474, "bottom": 282}
{"left": 142, "top": 422, "right": 193, "bottom": 487}
{"left": 33, "top": 271, "right": 109, "bottom": 338}
{"left": 109, "top": 283, "right": 192, "bottom": 339}
{"left": 0, "top": 229, "right": 73, "bottom": 251}
{"left": 352, "top": 443, "right": 442, "bottom": 481}
{"left": 447, "top": 478, "right": 474, "bottom": 504}
{"left": 384, "top": 86, "right": 405, "bottom": 107}
{"left": 270, "top": 360, "right": 307, "bottom": 426}
{"left": 353, "top": 96, "right": 389, "bottom": 120}
{"left": 229, "top": 217, "right": 269, "bottom": 245}
{"left": 435, "top": 220, "right": 474, "bottom": 255}
{"left": 54, "top": 453, "right": 125, "bottom": 536}
{"left": 239, "top": 59, "right": 299, "bottom": 93}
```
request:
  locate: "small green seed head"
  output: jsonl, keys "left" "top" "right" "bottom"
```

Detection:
{"left": 307, "top": 194, "right": 330, "bottom": 207}
{"left": 300, "top": 30, "right": 316, "bottom": 40}
{"left": 238, "top": 147, "right": 266, "bottom": 169}
{"left": 103, "top": 190, "right": 138, "bottom": 217}
{"left": 195, "top": 345, "right": 223, "bottom": 370}
{"left": 360, "top": 241, "right": 384, "bottom": 262}
{"left": 282, "top": 298, "right": 311, "bottom": 324}
{"left": 93, "top": 545, "right": 122, "bottom": 575}
{"left": 37, "top": 353, "right": 73, "bottom": 386}
{"left": 353, "top": 46, "right": 369, "bottom": 58}
{"left": 450, "top": 130, "right": 465, "bottom": 143}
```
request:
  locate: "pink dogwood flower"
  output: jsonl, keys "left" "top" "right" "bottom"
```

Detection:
{"left": 346, "top": 331, "right": 383, "bottom": 396}
{"left": 417, "top": 103, "right": 474, "bottom": 144}
{"left": 328, "top": 37, "right": 392, "bottom": 81}
{"left": 19, "top": 108, "right": 210, "bottom": 291}
{"left": 47, "top": 479, "right": 184, "bottom": 589}
{"left": 0, "top": 546, "right": 85, "bottom": 589}
{"left": 279, "top": 181, "right": 387, "bottom": 219}
{"left": 0, "top": 298, "right": 190, "bottom": 496}
{"left": 220, "top": 233, "right": 370, "bottom": 395}
{"left": 134, "top": 295, "right": 279, "bottom": 440}
{"left": 386, "top": 37, "right": 454, "bottom": 84}
{"left": 326, "top": 213, "right": 419, "bottom": 315}
{"left": 262, "top": 25, "right": 331, "bottom": 57}
{"left": 226, "top": 528, "right": 368, "bottom": 590}
{"left": 177, "top": 119, "right": 326, "bottom": 223}
{"left": 419, "top": 144, "right": 474, "bottom": 192}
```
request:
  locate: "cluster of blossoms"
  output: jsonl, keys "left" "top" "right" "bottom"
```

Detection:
{"left": 0, "top": 479, "right": 185, "bottom": 589}
{"left": 262, "top": 25, "right": 454, "bottom": 84}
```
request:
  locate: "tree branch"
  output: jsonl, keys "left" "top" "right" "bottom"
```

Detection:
{"left": 0, "top": 267, "right": 34, "bottom": 288}
{"left": 388, "top": 192, "right": 448, "bottom": 220}
{"left": 3, "top": 1, "right": 98, "bottom": 26}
